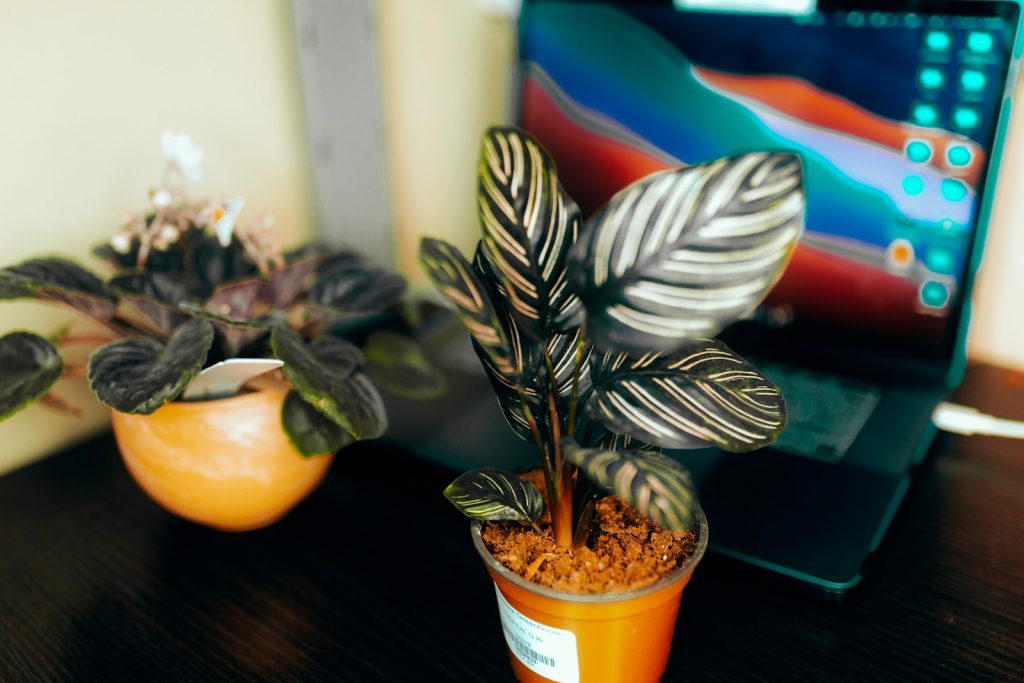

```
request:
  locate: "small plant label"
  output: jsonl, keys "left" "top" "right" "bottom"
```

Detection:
{"left": 494, "top": 584, "right": 580, "bottom": 683}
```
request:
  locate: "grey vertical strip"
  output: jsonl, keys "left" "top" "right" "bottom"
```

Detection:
{"left": 291, "top": 0, "right": 394, "bottom": 269}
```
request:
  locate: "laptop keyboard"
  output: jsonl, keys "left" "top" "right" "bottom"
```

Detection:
{"left": 754, "top": 361, "right": 883, "bottom": 463}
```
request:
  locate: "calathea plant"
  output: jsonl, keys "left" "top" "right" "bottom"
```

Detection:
{"left": 0, "top": 132, "right": 442, "bottom": 456}
{"left": 421, "top": 127, "right": 804, "bottom": 547}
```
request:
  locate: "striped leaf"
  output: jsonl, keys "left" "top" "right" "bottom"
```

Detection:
{"left": 563, "top": 439, "right": 697, "bottom": 531}
{"left": 444, "top": 468, "right": 544, "bottom": 523}
{"left": 587, "top": 338, "right": 786, "bottom": 452}
{"left": 478, "top": 127, "right": 584, "bottom": 336}
{"left": 568, "top": 153, "right": 804, "bottom": 354}
{"left": 420, "top": 238, "right": 517, "bottom": 380}
{"left": 472, "top": 244, "right": 592, "bottom": 436}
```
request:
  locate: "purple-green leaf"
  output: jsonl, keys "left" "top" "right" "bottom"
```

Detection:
{"left": 0, "top": 332, "right": 63, "bottom": 421}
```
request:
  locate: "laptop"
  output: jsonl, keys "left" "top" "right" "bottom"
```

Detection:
{"left": 382, "top": 0, "right": 1023, "bottom": 594}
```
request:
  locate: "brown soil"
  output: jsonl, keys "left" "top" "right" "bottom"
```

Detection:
{"left": 480, "top": 471, "right": 698, "bottom": 594}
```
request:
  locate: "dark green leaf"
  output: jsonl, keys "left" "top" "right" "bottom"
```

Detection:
{"left": 0, "top": 258, "right": 117, "bottom": 321}
{"left": 271, "top": 326, "right": 386, "bottom": 440}
{"left": 563, "top": 439, "right": 697, "bottom": 530}
{"left": 193, "top": 237, "right": 259, "bottom": 291}
{"left": 87, "top": 319, "right": 215, "bottom": 414}
{"left": 443, "top": 468, "right": 544, "bottom": 522}
{"left": 0, "top": 332, "right": 64, "bottom": 421}
{"left": 362, "top": 331, "right": 446, "bottom": 400}
{"left": 179, "top": 302, "right": 284, "bottom": 358}
{"left": 586, "top": 338, "right": 786, "bottom": 452}
{"left": 307, "top": 260, "right": 407, "bottom": 315}
{"left": 477, "top": 127, "right": 584, "bottom": 336}
{"left": 568, "top": 153, "right": 804, "bottom": 354}
{"left": 281, "top": 390, "right": 354, "bottom": 457}
{"left": 420, "top": 238, "right": 518, "bottom": 380}
{"left": 309, "top": 334, "right": 363, "bottom": 377}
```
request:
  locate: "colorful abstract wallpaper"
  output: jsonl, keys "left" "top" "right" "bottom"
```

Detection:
{"left": 520, "top": 1, "right": 1018, "bottom": 352}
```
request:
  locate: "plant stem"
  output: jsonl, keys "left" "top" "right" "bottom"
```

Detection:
{"left": 540, "top": 346, "right": 575, "bottom": 549}
{"left": 567, "top": 332, "right": 586, "bottom": 438}
{"left": 516, "top": 386, "right": 559, "bottom": 531}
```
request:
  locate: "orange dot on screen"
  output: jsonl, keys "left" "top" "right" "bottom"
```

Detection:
{"left": 213, "top": 208, "right": 225, "bottom": 221}
{"left": 892, "top": 244, "right": 912, "bottom": 264}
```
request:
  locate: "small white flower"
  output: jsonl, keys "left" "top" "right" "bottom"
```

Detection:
{"left": 153, "top": 223, "right": 181, "bottom": 250}
{"left": 151, "top": 188, "right": 173, "bottom": 208}
{"left": 110, "top": 231, "right": 133, "bottom": 254}
{"left": 161, "top": 130, "right": 204, "bottom": 182}
{"left": 198, "top": 196, "right": 246, "bottom": 247}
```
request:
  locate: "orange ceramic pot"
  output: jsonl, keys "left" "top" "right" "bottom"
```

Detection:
{"left": 472, "top": 505, "right": 708, "bottom": 683}
{"left": 110, "top": 388, "right": 334, "bottom": 532}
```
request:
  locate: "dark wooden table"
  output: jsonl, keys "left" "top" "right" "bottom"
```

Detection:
{"left": 1, "top": 364, "right": 1022, "bottom": 682}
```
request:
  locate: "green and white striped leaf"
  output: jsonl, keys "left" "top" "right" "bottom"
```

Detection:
{"left": 563, "top": 439, "right": 697, "bottom": 530}
{"left": 420, "top": 237, "right": 517, "bottom": 379}
{"left": 477, "top": 127, "right": 584, "bottom": 336}
{"left": 0, "top": 332, "right": 63, "bottom": 421}
{"left": 443, "top": 468, "right": 544, "bottom": 523}
{"left": 587, "top": 338, "right": 786, "bottom": 452}
{"left": 471, "top": 244, "right": 592, "bottom": 438}
{"left": 568, "top": 153, "right": 804, "bottom": 354}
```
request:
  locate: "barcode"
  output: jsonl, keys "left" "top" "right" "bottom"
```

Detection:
{"left": 510, "top": 633, "right": 556, "bottom": 668}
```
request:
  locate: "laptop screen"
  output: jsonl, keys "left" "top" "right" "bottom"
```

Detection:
{"left": 518, "top": 0, "right": 1021, "bottom": 362}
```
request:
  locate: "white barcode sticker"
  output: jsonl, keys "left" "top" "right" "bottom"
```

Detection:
{"left": 494, "top": 584, "right": 580, "bottom": 683}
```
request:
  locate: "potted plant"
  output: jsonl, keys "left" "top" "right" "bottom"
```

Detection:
{"left": 420, "top": 127, "right": 804, "bottom": 682}
{"left": 0, "top": 132, "right": 443, "bottom": 531}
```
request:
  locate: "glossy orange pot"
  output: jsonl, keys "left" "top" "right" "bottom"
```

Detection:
{"left": 472, "top": 506, "right": 708, "bottom": 683}
{"left": 110, "top": 388, "right": 334, "bottom": 532}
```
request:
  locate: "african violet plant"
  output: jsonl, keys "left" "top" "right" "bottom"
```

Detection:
{"left": 422, "top": 127, "right": 805, "bottom": 547}
{"left": 0, "top": 132, "right": 442, "bottom": 456}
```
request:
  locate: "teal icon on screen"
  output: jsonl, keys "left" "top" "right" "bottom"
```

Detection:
{"left": 968, "top": 31, "right": 994, "bottom": 53}
{"left": 920, "top": 281, "right": 950, "bottom": 308}
{"left": 902, "top": 175, "right": 925, "bottom": 196}
{"left": 947, "top": 145, "right": 973, "bottom": 167}
{"left": 918, "top": 67, "right": 946, "bottom": 91}
{"left": 953, "top": 105, "right": 980, "bottom": 131}
{"left": 926, "top": 249, "right": 955, "bottom": 274}
{"left": 941, "top": 178, "right": 968, "bottom": 202}
{"left": 960, "top": 69, "right": 987, "bottom": 93}
{"left": 906, "top": 140, "right": 932, "bottom": 163}
{"left": 912, "top": 102, "right": 940, "bottom": 126}
{"left": 925, "top": 30, "right": 952, "bottom": 52}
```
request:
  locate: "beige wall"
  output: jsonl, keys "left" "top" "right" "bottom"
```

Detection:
{"left": 0, "top": 1, "right": 315, "bottom": 474}
{"left": 968, "top": 72, "right": 1024, "bottom": 372}
{"left": 376, "top": 0, "right": 516, "bottom": 292}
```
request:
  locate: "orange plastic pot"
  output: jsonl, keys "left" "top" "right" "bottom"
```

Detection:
{"left": 110, "top": 388, "right": 334, "bottom": 532}
{"left": 472, "top": 505, "right": 708, "bottom": 683}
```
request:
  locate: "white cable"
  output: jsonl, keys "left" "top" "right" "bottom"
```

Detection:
{"left": 932, "top": 402, "right": 1024, "bottom": 439}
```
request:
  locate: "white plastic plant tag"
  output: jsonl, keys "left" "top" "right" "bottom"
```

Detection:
{"left": 494, "top": 584, "right": 580, "bottom": 683}
{"left": 181, "top": 358, "right": 284, "bottom": 400}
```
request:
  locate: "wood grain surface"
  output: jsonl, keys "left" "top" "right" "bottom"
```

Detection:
{"left": 0, "top": 364, "right": 1021, "bottom": 682}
